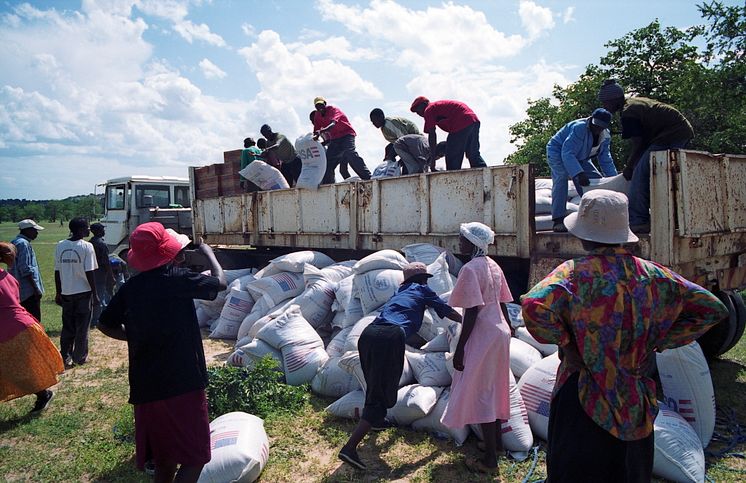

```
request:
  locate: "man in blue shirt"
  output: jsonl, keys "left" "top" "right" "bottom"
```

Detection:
{"left": 10, "top": 219, "right": 45, "bottom": 321}
{"left": 338, "top": 262, "right": 462, "bottom": 470}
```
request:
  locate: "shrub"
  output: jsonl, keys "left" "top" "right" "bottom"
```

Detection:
{"left": 206, "top": 356, "right": 309, "bottom": 420}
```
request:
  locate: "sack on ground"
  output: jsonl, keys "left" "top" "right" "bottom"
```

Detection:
{"left": 387, "top": 384, "right": 443, "bottom": 426}
{"left": 236, "top": 297, "right": 273, "bottom": 341}
{"left": 198, "top": 412, "right": 269, "bottom": 483}
{"left": 326, "top": 326, "right": 353, "bottom": 358}
{"left": 427, "top": 252, "right": 455, "bottom": 296}
{"left": 227, "top": 339, "right": 284, "bottom": 371}
{"left": 295, "top": 133, "right": 327, "bottom": 190}
{"left": 510, "top": 337, "right": 543, "bottom": 378}
{"left": 304, "top": 262, "right": 355, "bottom": 286}
{"left": 293, "top": 279, "right": 337, "bottom": 328}
{"left": 505, "top": 302, "right": 524, "bottom": 328}
{"left": 501, "top": 369, "right": 534, "bottom": 452}
{"left": 310, "top": 356, "right": 361, "bottom": 398}
{"left": 247, "top": 271, "right": 305, "bottom": 306}
{"left": 656, "top": 341, "right": 716, "bottom": 447}
{"left": 239, "top": 160, "right": 290, "bottom": 191}
{"left": 343, "top": 315, "right": 378, "bottom": 352}
{"left": 401, "top": 243, "right": 463, "bottom": 276}
{"left": 653, "top": 402, "right": 706, "bottom": 483}
{"left": 411, "top": 388, "right": 469, "bottom": 445}
{"left": 406, "top": 349, "right": 452, "bottom": 386}
{"left": 421, "top": 332, "right": 450, "bottom": 352}
{"left": 353, "top": 249, "right": 408, "bottom": 274}
{"left": 353, "top": 269, "right": 404, "bottom": 314}
{"left": 269, "top": 250, "right": 334, "bottom": 273}
{"left": 325, "top": 389, "right": 365, "bottom": 420}
{"left": 338, "top": 350, "right": 414, "bottom": 393}
{"left": 516, "top": 353, "right": 560, "bottom": 441}
{"left": 515, "top": 326, "right": 558, "bottom": 356}
{"left": 210, "top": 288, "right": 256, "bottom": 340}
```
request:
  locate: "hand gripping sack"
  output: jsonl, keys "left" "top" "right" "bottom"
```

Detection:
{"left": 353, "top": 269, "right": 404, "bottom": 314}
{"left": 238, "top": 160, "right": 290, "bottom": 191}
{"left": 198, "top": 412, "right": 269, "bottom": 483}
{"left": 411, "top": 388, "right": 470, "bottom": 445}
{"left": 653, "top": 403, "right": 706, "bottom": 483}
{"left": 510, "top": 337, "right": 543, "bottom": 379}
{"left": 268, "top": 250, "right": 335, "bottom": 273}
{"left": 656, "top": 341, "right": 716, "bottom": 447}
{"left": 310, "top": 356, "right": 361, "bottom": 398}
{"left": 516, "top": 353, "right": 560, "bottom": 441}
{"left": 294, "top": 133, "right": 326, "bottom": 190}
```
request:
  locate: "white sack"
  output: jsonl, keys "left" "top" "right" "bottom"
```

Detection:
{"left": 405, "top": 349, "right": 452, "bottom": 386}
{"left": 247, "top": 271, "right": 305, "bottom": 306}
{"left": 421, "top": 332, "right": 450, "bottom": 352}
{"left": 427, "top": 252, "right": 454, "bottom": 296}
{"left": 510, "top": 337, "right": 543, "bottom": 378}
{"left": 210, "top": 288, "right": 256, "bottom": 340}
{"left": 292, "top": 279, "right": 337, "bottom": 328}
{"left": 657, "top": 341, "right": 716, "bottom": 447}
{"left": 269, "top": 251, "right": 334, "bottom": 273}
{"left": 653, "top": 403, "right": 706, "bottom": 483}
{"left": 294, "top": 133, "right": 327, "bottom": 190}
{"left": 326, "top": 326, "right": 353, "bottom": 358}
{"left": 304, "top": 262, "right": 355, "bottom": 286}
{"left": 236, "top": 297, "right": 273, "bottom": 341}
{"left": 338, "top": 350, "right": 414, "bottom": 393}
{"left": 535, "top": 214, "right": 554, "bottom": 232}
{"left": 343, "top": 315, "right": 378, "bottom": 352}
{"left": 515, "top": 326, "right": 558, "bottom": 357}
{"left": 411, "top": 388, "right": 470, "bottom": 445}
{"left": 505, "top": 302, "right": 524, "bottom": 329}
{"left": 198, "top": 412, "right": 269, "bottom": 483}
{"left": 353, "top": 269, "right": 404, "bottom": 314}
{"left": 343, "top": 298, "right": 365, "bottom": 329}
{"left": 502, "top": 369, "right": 534, "bottom": 452}
{"left": 311, "top": 357, "right": 361, "bottom": 398}
{"left": 325, "top": 389, "right": 365, "bottom": 420}
{"left": 372, "top": 160, "right": 401, "bottom": 178}
{"left": 517, "top": 353, "right": 560, "bottom": 441}
{"left": 401, "top": 243, "right": 462, "bottom": 277}
{"left": 353, "top": 250, "right": 408, "bottom": 274}
{"left": 239, "top": 160, "right": 290, "bottom": 191}
{"left": 331, "top": 276, "right": 354, "bottom": 312}
{"left": 227, "top": 339, "right": 284, "bottom": 371}
{"left": 387, "top": 384, "right": 443, "bottom": 426}
{"left": 281, "top": 343, "right": 328, "bottom": 385}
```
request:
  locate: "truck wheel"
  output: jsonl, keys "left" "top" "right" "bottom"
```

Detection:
{"left": 720, "top": 291, "right": 746, "bottom": 356}
{"left": 697, "top": 290, "right": 736, "bottom": 359}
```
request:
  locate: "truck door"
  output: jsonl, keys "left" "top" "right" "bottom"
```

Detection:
{"left": 102, "top": 183, "right": 128, "bottom": 252}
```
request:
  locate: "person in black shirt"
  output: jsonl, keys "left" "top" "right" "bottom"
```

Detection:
{"left": 99, "top": 222, "right": 226, "bottom": 483}
{"left": 89, "top": 223, "right": 114, "bottom": 327}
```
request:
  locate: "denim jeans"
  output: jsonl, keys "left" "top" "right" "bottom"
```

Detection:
{"left": 322, "top": 134, "right": 371, "bottom": 184}
{"left": 60, "top": 291, "right": 92, "bottom": 364}
{"left": 628, "top": 141, "right": 689, "bottom": 226}
{"left": 445, "top": 122, "right": 487, "bottom": 170}
{"left": 547, "top": 155, "right": 602, "bottom": 220}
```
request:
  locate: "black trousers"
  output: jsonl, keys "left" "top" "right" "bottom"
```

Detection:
{"left": 445, "top": 121, "right": 487, "bottom": 170}
{"left": 546, "top": 372, "right": 654, "bottom": 483}
{"left": 60, "top": 291, "right": 92, "bottom": 364}
{"left": 281, "top": 156, "right": 303, "bottom": 187}
{"left": 322, "top": 134, "right": 371, "bottom": 184}
{"left": 359, "top": 323, "right": 405, "bottom": 425}
{"left": 20, "top": 293, "right": 42, "bottom": 322}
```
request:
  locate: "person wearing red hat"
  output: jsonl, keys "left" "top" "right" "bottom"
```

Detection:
{"left": 312, "top": 97, "right": 371, "bottom": 183}
{"left": 410, "top": 96, "right": 487, "bottom": 171}
{"left": 98, "top": 222, "right": 226, "bottom": 482}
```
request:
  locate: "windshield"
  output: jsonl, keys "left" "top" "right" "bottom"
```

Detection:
{"left": 135, "top": 185, "right": 170, "bottom": 208}
{"left": 106, "top": 185, "right": 126, "bottom": 210}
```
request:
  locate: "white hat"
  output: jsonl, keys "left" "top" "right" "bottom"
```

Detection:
{"left": 18, "top": 219, "right": 44, "bottom": 231}
{"left": 565, "top": 190, "right": 639, "bottom": 244}
{"left": 459, "top": 222, "right": 494, "bottom": 252}
{"left": 165, "top": 228, "right": 191, "bottom": 250}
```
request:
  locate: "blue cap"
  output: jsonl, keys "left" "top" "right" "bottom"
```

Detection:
{"left": 591, "top": 108, "right": 612, "bottom": 129}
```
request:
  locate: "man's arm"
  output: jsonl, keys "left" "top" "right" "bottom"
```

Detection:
{"left": 198, "top": 242, "right": 226, "bottom": 291}
{"left": 85, "top": 270, "right": 99, "bottom": 305}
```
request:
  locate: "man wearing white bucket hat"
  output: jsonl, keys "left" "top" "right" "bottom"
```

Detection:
{"left": 521, "top": 190, "right": 727, "bottom": 482}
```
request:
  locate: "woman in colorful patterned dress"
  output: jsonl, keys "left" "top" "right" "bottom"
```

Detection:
{"left": 0, "top": 241, "right": 64, "bottom": 412}
{"left": 441, "top": 222, "right": 513, "bottom": 477}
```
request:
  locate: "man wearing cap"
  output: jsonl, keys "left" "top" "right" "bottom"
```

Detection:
{"left": 338, "top": 262, "right": 461, "bottom": 470}
{"left": 545, "top": 108, "right": 618, "bottom": 232}
{"left": 410, "top": 96, "right": 487, "bottom": 171}
{"left": 521, "top": 189, "right": 727, "bottom": 482}
{"left": 598, "top": 79, "right": 694, "bottom": 233}
{"left": 10, "top": 219, "right": 45, "bottom": 321}
{"left": 260, "top": 124, "right": 302, "bottom": 187}
{"left": 54, "top": 217, "right": 99, "bottom": 367}
{"left": 312, "top": 97, "right": 371, "bottom": 183}
{"left": 89, "top": 223, "right": 115, "bottom": 327}
{"left": 99, "top": 222, "right": 226, "bottom": 481}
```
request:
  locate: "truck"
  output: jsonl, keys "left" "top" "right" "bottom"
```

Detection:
{"left": 98, "top": 175, "right": 193, "bottom": 258}
{"left": 189, "top": 148, "right": 746, "bottom": 357}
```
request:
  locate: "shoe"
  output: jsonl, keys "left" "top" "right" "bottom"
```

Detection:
{"left": 31, "top": 390, "right": 54, "bottom": 413}
{"left": 370, "top": 419, "right": 395, "bottom": 431}
{"left": 630, "top": 223, "right": 650, "bottom": 234}
{"left": 464, "top": 456, "right": 500, "bottom": 477}
{"left": 338, "top": 449, "right": 367, "bottom": 470}
{"left": 63, "top": 357, "right": 74, "bottom": 369}
{"left": 552, "top": 221, "right": 568, "bottom": 233}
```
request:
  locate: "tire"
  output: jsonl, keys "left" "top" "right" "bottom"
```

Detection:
{"left": 697, "top": 291, "right": 736, "bottom": 359}
{"left": 721, "top": 292, "right": 746, "bottom": 355}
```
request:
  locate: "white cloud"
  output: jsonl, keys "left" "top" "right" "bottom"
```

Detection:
{"left": 173, "top": 19, "right": 226, "bottom": 46}
{"left": 316, "top": 0, "right": 527, "bottom": 72}
{"left": 241, "top": 22, "right": 255, "bottom": 37}
{"left": 199, "top": 58, "right": 227, "bottom": 79}
{"left": 135, "top": 0, "right": 189, "bottom": 23}
{"left": 519, "top": 0, "right": 555, "bottom": 40}
{"left": 563, "top": 6, "right": 576, "bottom": 24}
{"left": 288, "top": 36, "right": 380, "bottom": 61}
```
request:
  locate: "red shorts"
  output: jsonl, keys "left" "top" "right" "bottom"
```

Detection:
{"left": 134, "top": 389, "right": 211, "bottom": 470}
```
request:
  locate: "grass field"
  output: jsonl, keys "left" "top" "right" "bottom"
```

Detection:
{"left": 1, "top": 221, "right": 745, "bottom": 482}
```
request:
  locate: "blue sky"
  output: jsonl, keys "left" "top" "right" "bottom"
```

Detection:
{"left": 0, "top": 0, "right": 726, "bottom": 199}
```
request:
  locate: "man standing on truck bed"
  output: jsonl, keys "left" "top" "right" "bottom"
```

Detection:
{"left": 369, "top": 108, "right": 421, "bottom": 169}
{"left": 410, "top": 96, "right": 488, "bottom": 171}
{"left": 598, "top": 79, "right": 694, "bottom": 234}
{"left": 312, "top": 96, "right": 371, "bottom": 184}
{"left": 260, "top": 124, "right": 302, "bottom": 188}
{"left": 239, "top": 137, "right": 262, "bottom": 192}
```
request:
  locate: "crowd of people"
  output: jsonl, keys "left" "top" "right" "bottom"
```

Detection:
{"left": 0, "top": 78, "right": 723, "bottom": 483}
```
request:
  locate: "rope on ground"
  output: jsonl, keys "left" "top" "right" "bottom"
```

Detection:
{"left": 521, "top": 445, "right": 541, "bottom": 483}
{"left": 705, "top": 406, "right": 746, "bottom": 459}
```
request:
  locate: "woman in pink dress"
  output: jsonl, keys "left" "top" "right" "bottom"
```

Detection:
{"left": 441, "top": 222, "right": 512, "bottom": 476}
{"left": 0, "top": 242, "right": 64, "bottom": 412}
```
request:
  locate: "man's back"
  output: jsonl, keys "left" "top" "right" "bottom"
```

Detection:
{"left": 55, "top": 239, "right": 97, "bottom": 295}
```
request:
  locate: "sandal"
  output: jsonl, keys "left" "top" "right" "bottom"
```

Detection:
{"left": 464, "top": 456, "right": 500, "bottom": 478}
{"left": 338, "top": 449, "right": 367, "bottom": 471}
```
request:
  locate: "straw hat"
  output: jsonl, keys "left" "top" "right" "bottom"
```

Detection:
{"left": 564, "top": 190, "right": 639, "bottom": 244}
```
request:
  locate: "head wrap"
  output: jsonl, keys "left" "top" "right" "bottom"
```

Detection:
{"left": 459, "top": 222, "right": 494, "bottom": 257}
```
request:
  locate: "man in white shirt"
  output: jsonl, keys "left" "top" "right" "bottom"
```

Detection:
{"left": 55, "top": 217, "right": 98, "bottom": 367}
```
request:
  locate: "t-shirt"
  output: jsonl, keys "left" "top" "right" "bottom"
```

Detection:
{"left": 240, "top": 146, "right": 262, "bottom": 172}
{"left": 268, "top": 133, "right": 297, "bottom": 163}
{"left": 54, "top": 238, "right": 98, "bottom": 295}
{"left": 99, "top": 265, "right": 221, "bottom": 404}
{"left": 621, "top": 97, "right": 694, "bottom": 146}
{"left": 312, "top": 105, "right": 356, "bottom": 140}
{"left": 374, "top": 282, "right": 452, "bottom": 338}
{"left": 423, "top": 100, "right": 479, "bottom": 134}
{"left": 89, "top": 235, "right": 110, "bottom": 281}
{"left": 381, "top": 117, "right": 420, "bottom": 143}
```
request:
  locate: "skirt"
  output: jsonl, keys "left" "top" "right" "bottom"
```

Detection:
{"left": 0, "top": 322, "right": 64, "bottom": 402}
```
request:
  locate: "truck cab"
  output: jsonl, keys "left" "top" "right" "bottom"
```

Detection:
{"left": 100, "top": 176, "right": 192, "bottom": 258}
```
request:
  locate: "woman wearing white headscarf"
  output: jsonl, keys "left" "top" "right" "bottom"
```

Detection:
{"left": 441, "top": 222, "right": 513, "bottom": 476}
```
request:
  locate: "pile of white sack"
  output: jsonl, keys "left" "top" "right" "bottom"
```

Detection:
{"left": 198, "top": 245, "right": 717, "bottom": 481}
{"left": 534, "top": 174, "right": 630, "bottom": 231}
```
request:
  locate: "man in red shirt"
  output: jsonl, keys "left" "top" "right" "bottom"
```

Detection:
{"left": 410, "top": 96, "right": 487, "bottom": 171}
{"left": 312, "top": 96, "right": 371, "bottom": 183}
